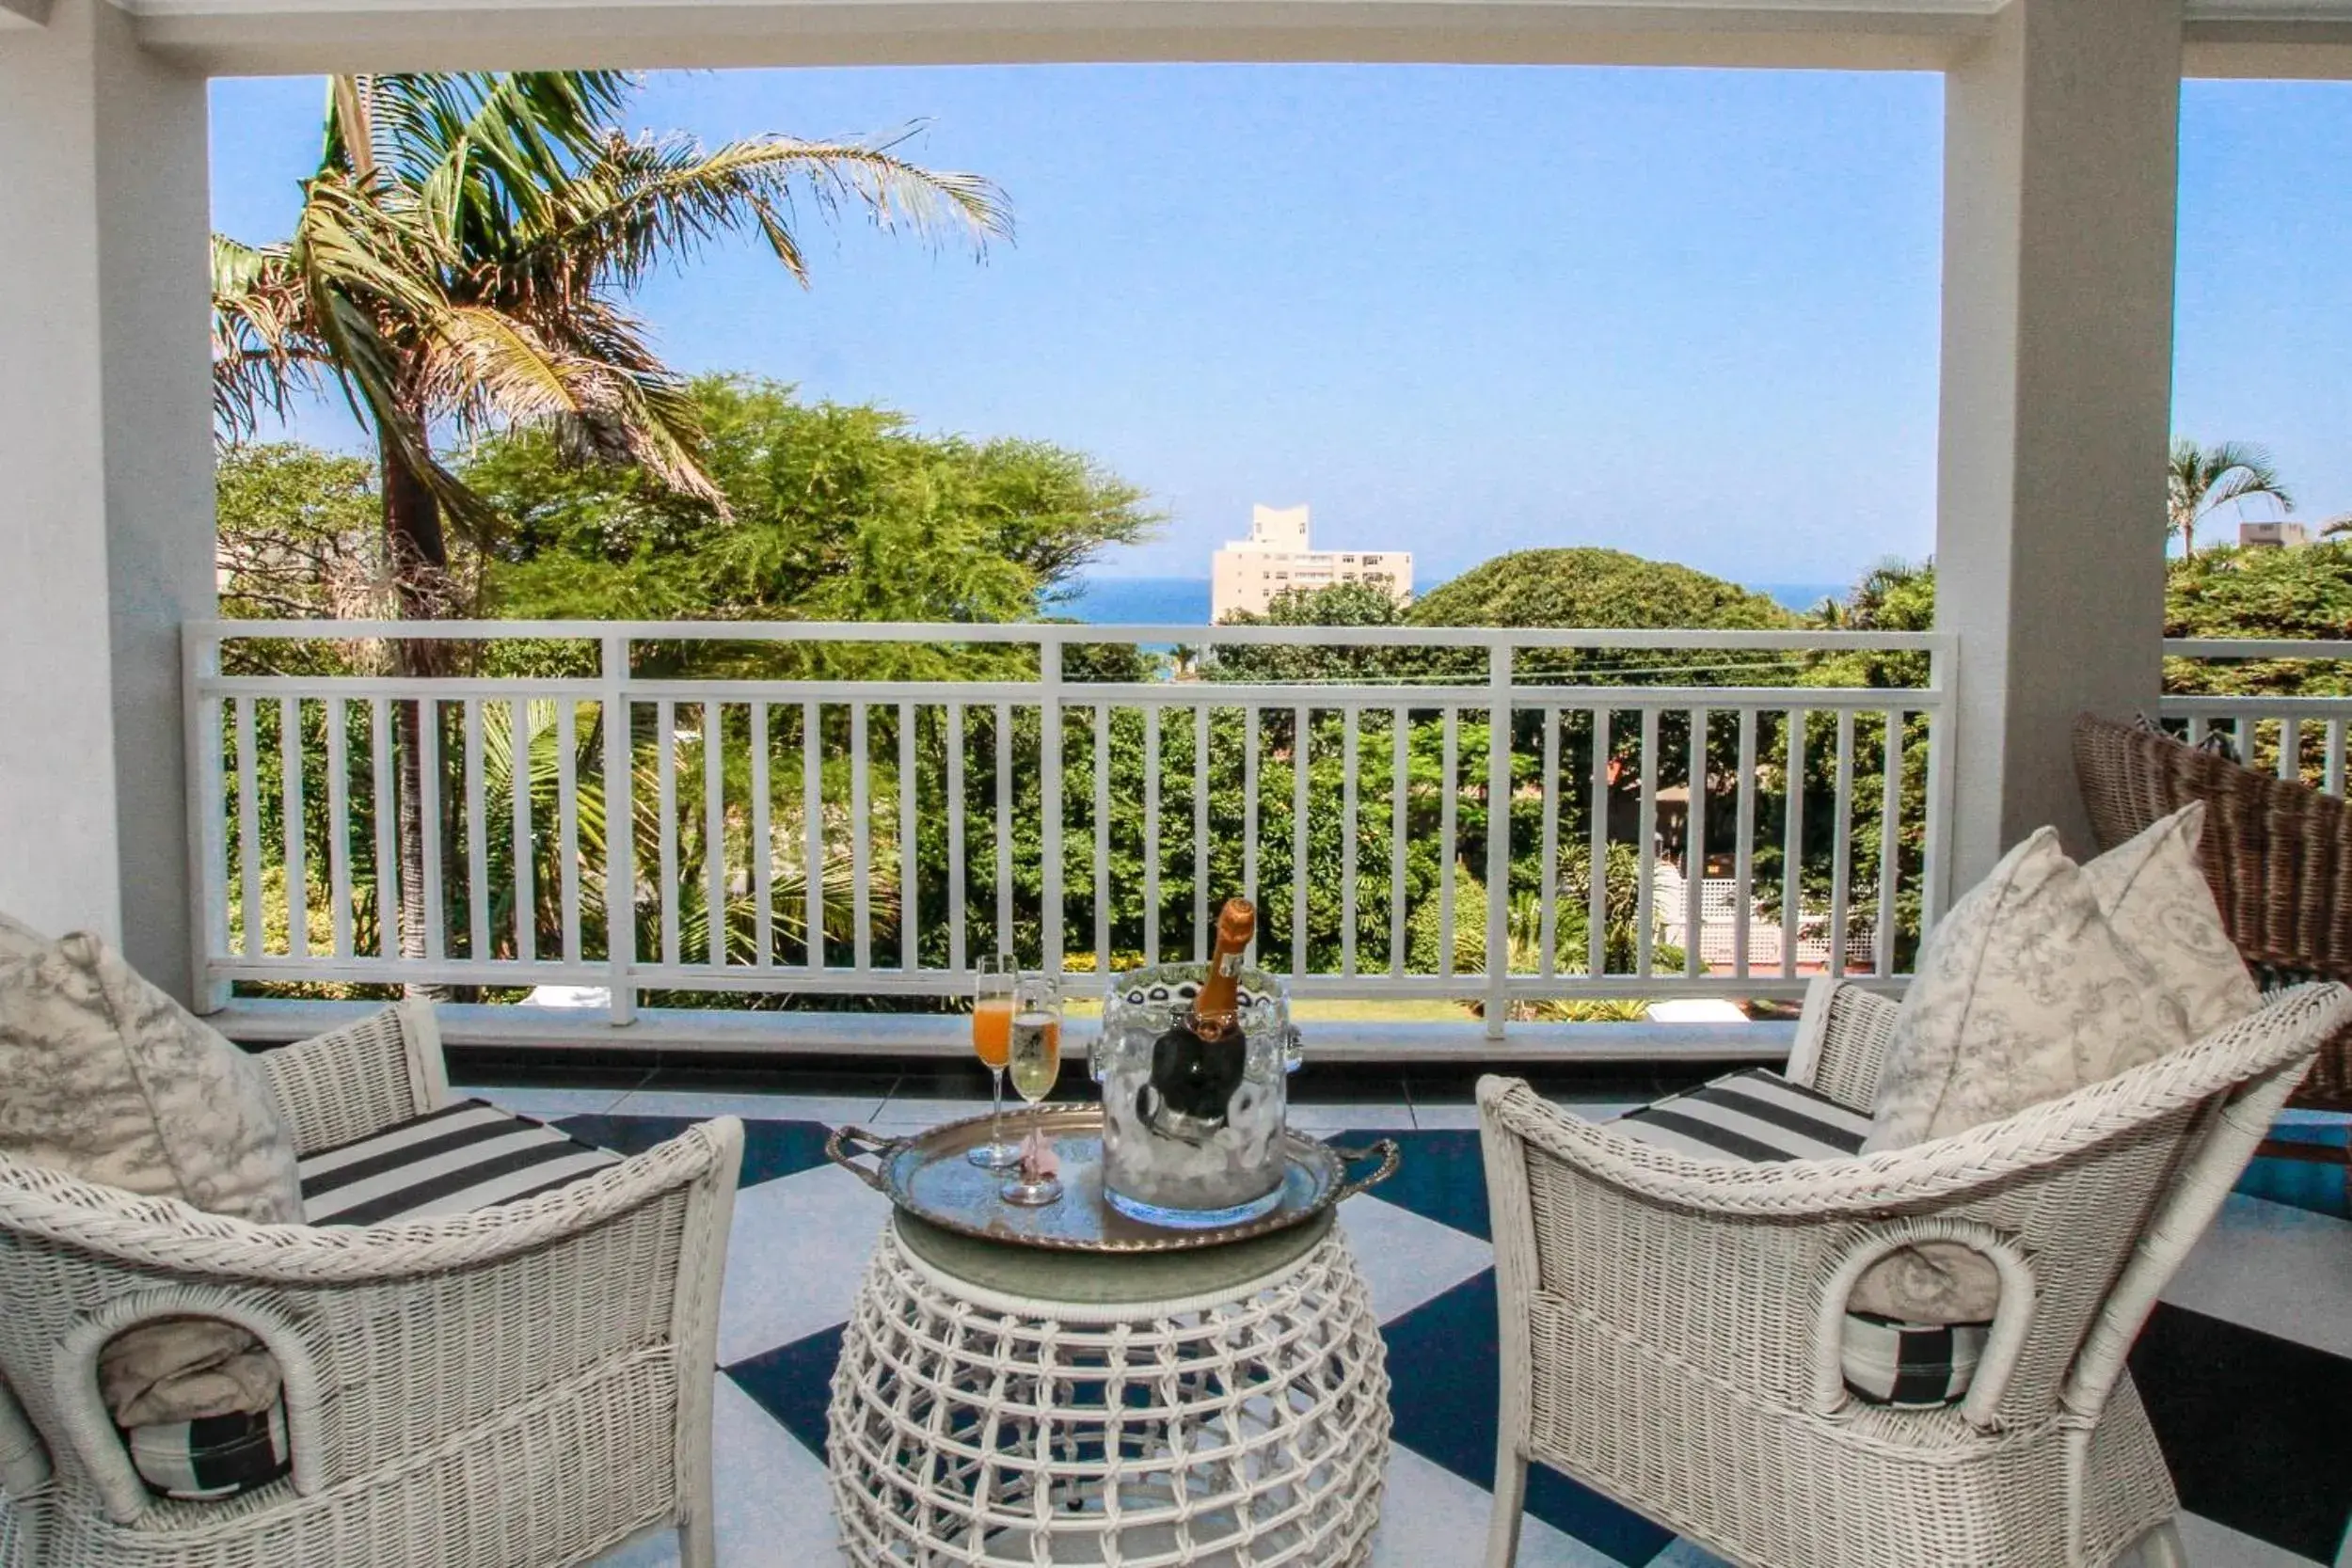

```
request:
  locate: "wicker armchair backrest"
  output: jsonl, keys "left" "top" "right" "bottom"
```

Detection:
{"left": 2074, "top": 711, "right": 2352, "bottom": 980}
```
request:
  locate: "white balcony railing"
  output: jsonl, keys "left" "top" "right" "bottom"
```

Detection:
{"left": 2162, "top": 639, "right": 2352, "bottom": 793}
{"left": 184, "top": 620, "right": 1954, "bottom": 1034}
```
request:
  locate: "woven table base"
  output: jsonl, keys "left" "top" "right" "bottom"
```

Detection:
{"left": 828, "top": 1215, "right": 1391, "bottom": 1567}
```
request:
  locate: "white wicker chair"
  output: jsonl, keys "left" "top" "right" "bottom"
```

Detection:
{"left": 0, "top": 1001, "right": 742, "bottom": 1568}
{"left": 1478, "top": 976, "right": 2351, "bottom": 1568}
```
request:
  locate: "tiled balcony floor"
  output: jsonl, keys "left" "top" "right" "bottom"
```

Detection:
{"left": 460, "top": 1066, "right": 2352, "bottom": 1568}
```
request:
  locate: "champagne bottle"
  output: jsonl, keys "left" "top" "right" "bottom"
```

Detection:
{"left": 1140, "top": 898, "right": 1255, "bottom": 1144}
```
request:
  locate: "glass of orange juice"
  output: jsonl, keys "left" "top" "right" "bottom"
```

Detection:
{"left": 967, "top": 955, "right": 1020, "bottom": 1169}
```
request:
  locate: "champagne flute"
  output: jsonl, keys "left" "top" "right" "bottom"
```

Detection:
{"left": 966, "top": 955, "right": 1020, "bottom": 1169}
{"left": 1000, "top": 974, "right": 1065, "bottom": 1207}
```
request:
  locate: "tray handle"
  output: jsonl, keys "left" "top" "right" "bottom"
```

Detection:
{"left": 824, "top": 1125, "right": 902, "bottom": 1194}
{"left": 1325, "top": 1138, "right": 1401, "bottom": 1203}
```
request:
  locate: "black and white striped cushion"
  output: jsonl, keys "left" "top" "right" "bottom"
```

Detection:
{"left": 1839, "top": 1311, "right": 1990, "bottom": 1408}
{"left": 122, "top": 1401, "right": 290, "bottom": 1500}
{"left": 1613, "top": 1069, "right": 1990, "bottom": 1409}
{"left": 1613, "top": 1068, "right": 1872, "bottom": 1161}
{"left": 298, "top": 1100, "right": 619, "bottom": 1226}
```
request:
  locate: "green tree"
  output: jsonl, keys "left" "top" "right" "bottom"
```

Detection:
{"left": 2169, "top": 438, "right": 2293, "bottom": 558}
{"left": 463, "top": 376, "right": 1157, "bottom": 676}
{"left": 215, "top": 443, "right": 389, "bottom": 629}
{"left": 1207, "top": 580, "right": 1411, "bottom": 684}
{"left": 2165, "top": 541, "right": 2352, "bottom": 698}
{"left": 1409, "top": 546, "right": 1796, "bottom": 685}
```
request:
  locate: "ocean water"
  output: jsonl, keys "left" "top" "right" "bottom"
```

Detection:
{"left": 1058, "top": 577, "right": 1213, "bottom": 625}
{"left": 1059, "top": 576, "right": 1850, "bottom": 625}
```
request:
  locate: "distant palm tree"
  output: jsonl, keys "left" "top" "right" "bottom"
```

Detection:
{"left": 210, "top": 71, "right": 1006, "bottom": 974}
{"left": 2169, "top": 438, "right": 2294, "bottom": 557}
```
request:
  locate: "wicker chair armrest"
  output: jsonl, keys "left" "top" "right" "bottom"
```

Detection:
{"left": 1782, "top": 977, "right": 1899, "bottom": 1113}
{"left": 256, "top": 1001, "right": 450, "bottom": 1156}
{"left": 5, "top": 1117, "right": 742, "bottom": 1523}
{"left": 1478, "top": 1077, "right": 2042, "bottom": 1220}
{"left": 1482, "top": 1123, "right": 2044, "bottom": 1420}
{"left": 0, "top": 1117, "right": 741, "bottom": 1286}
{"left": 1477, "top": 982, "right": 2344, "bottom": 1219}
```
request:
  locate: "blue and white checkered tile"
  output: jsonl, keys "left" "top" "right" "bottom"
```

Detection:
{"left": 446, "top": 1087, "right": 2352, "bottom": 1568}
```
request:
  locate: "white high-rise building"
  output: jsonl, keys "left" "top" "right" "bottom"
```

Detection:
{"left": 1209, "top": 504, "right": 1413, "bottom": 622}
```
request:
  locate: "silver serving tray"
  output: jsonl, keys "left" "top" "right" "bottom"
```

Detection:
{"left": 824, "top": 1103, "right": 1399, "bottom": 1253}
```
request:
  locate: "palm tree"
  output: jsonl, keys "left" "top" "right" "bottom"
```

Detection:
{"left": 473, "top": 702, "right": 871, "bottom": 972}
{"left": 211, "top": 71, "right": 1007, "bottom": 973}
{"left": 2168, "top": 438, "right": 2294, "bottom": 557}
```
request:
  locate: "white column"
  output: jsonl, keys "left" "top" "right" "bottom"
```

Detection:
{"left": 0, "top": 0, "right": 215, "bottom": 999}
{"left": 1936, "top": 0, "right": 2183, "bottom": 892}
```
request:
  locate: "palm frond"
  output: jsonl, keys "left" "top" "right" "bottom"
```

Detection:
{"left": 498, "top": 130, "right": 1009, "bottom": 302}
{"left": 418, "top": 305, "right": 724, "bottom": 510}
{"left": 211, "top": 235, "right": 327, "bottom": 437}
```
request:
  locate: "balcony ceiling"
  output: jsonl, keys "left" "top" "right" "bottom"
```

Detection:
{"left": 101, "top": 0, "right": 2352, "bottom": 78}
{"left": 110, "top": 0, "right": 1992, "bottom": 74}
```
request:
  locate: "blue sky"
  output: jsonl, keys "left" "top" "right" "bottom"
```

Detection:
{"left": 209, "top": 67, "right": 2351, "bottom": 586}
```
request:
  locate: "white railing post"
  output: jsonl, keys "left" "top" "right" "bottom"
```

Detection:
{"left": 1390, "top": 704, "right": 1410, "bottom": 980}
{"left": 1194, "top": 705, "right": 1212, "bottom": 962}
{"left": 749, "top": 701, "right": 771, "bottom": 968}
{"left": 1924, "top": 641, "right": 1957, "bottom": 932}
{"left": 281, "top": 696, "right": 308, "bottom": 960}
{"left": 1484, "top": 643, "right": 1513, "bottom": 1039}
{"left": 946, "top": 702, "right": 967, "bottom": 974}
{"left": 1291, "top": 701, "right": 1310, "bottom": 986}
{"left": 601, "top": 631, "right": 637, "bottom": 1026}
{"left": 371, "top": 697, "right": 396, "bottom": 961}
{"left": 850, "top": 701, "right": 870, "bottom": 974}
{"left": 1732, "top": 708, "right": 1758, "bottom": 979}
{"left": 1143, "top": 705, "right": 1161, "bottom": 968}
{"left": 898, "top": 700, "right": 918, "bottom": 974}
{"left": 1828, "top": 708, "right": 1855, "bottom": 978}
{"left": 1040, "top": 634, "right": 1064, "bottom": 979}
{"left": 1876, "top": 709, "right": 1903, "bottom": 980}
{"left": 1096, "top": 700, "right": 1114, "bottom": 995}
{"left": 181, "top": 626, "right": 230, "bottom": 1013}
{"left": 1244, "top": 703, "right": 1262, "bottom": 966}
{"left": 1342, "top": 708, "right": 1361, "bottom": 980}
{"left": 1684, "top": 706, "right": 1708, "bottom": 981}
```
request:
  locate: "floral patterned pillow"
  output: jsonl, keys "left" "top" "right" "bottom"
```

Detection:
{"left": 0, "top": 923, "right": 301, "bottom": 1426}
{"left": 1865, "top": 828, "right": 2193, "bottom": 1152}
{"left": 2081, "top": 801, "right": 2261, "bottom": 1043}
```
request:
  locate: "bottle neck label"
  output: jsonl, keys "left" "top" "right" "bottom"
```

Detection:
{"left": 1216, "top": 951, "right": 1242, "bottom": 977}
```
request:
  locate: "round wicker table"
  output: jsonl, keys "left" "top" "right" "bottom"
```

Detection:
{"left": 827, "top": 1208, "right": 1392, "bottom": 1568}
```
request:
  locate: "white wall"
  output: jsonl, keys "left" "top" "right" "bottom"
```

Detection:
{"left": 0, "top": 0, "right": 214, "bottom": 996}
